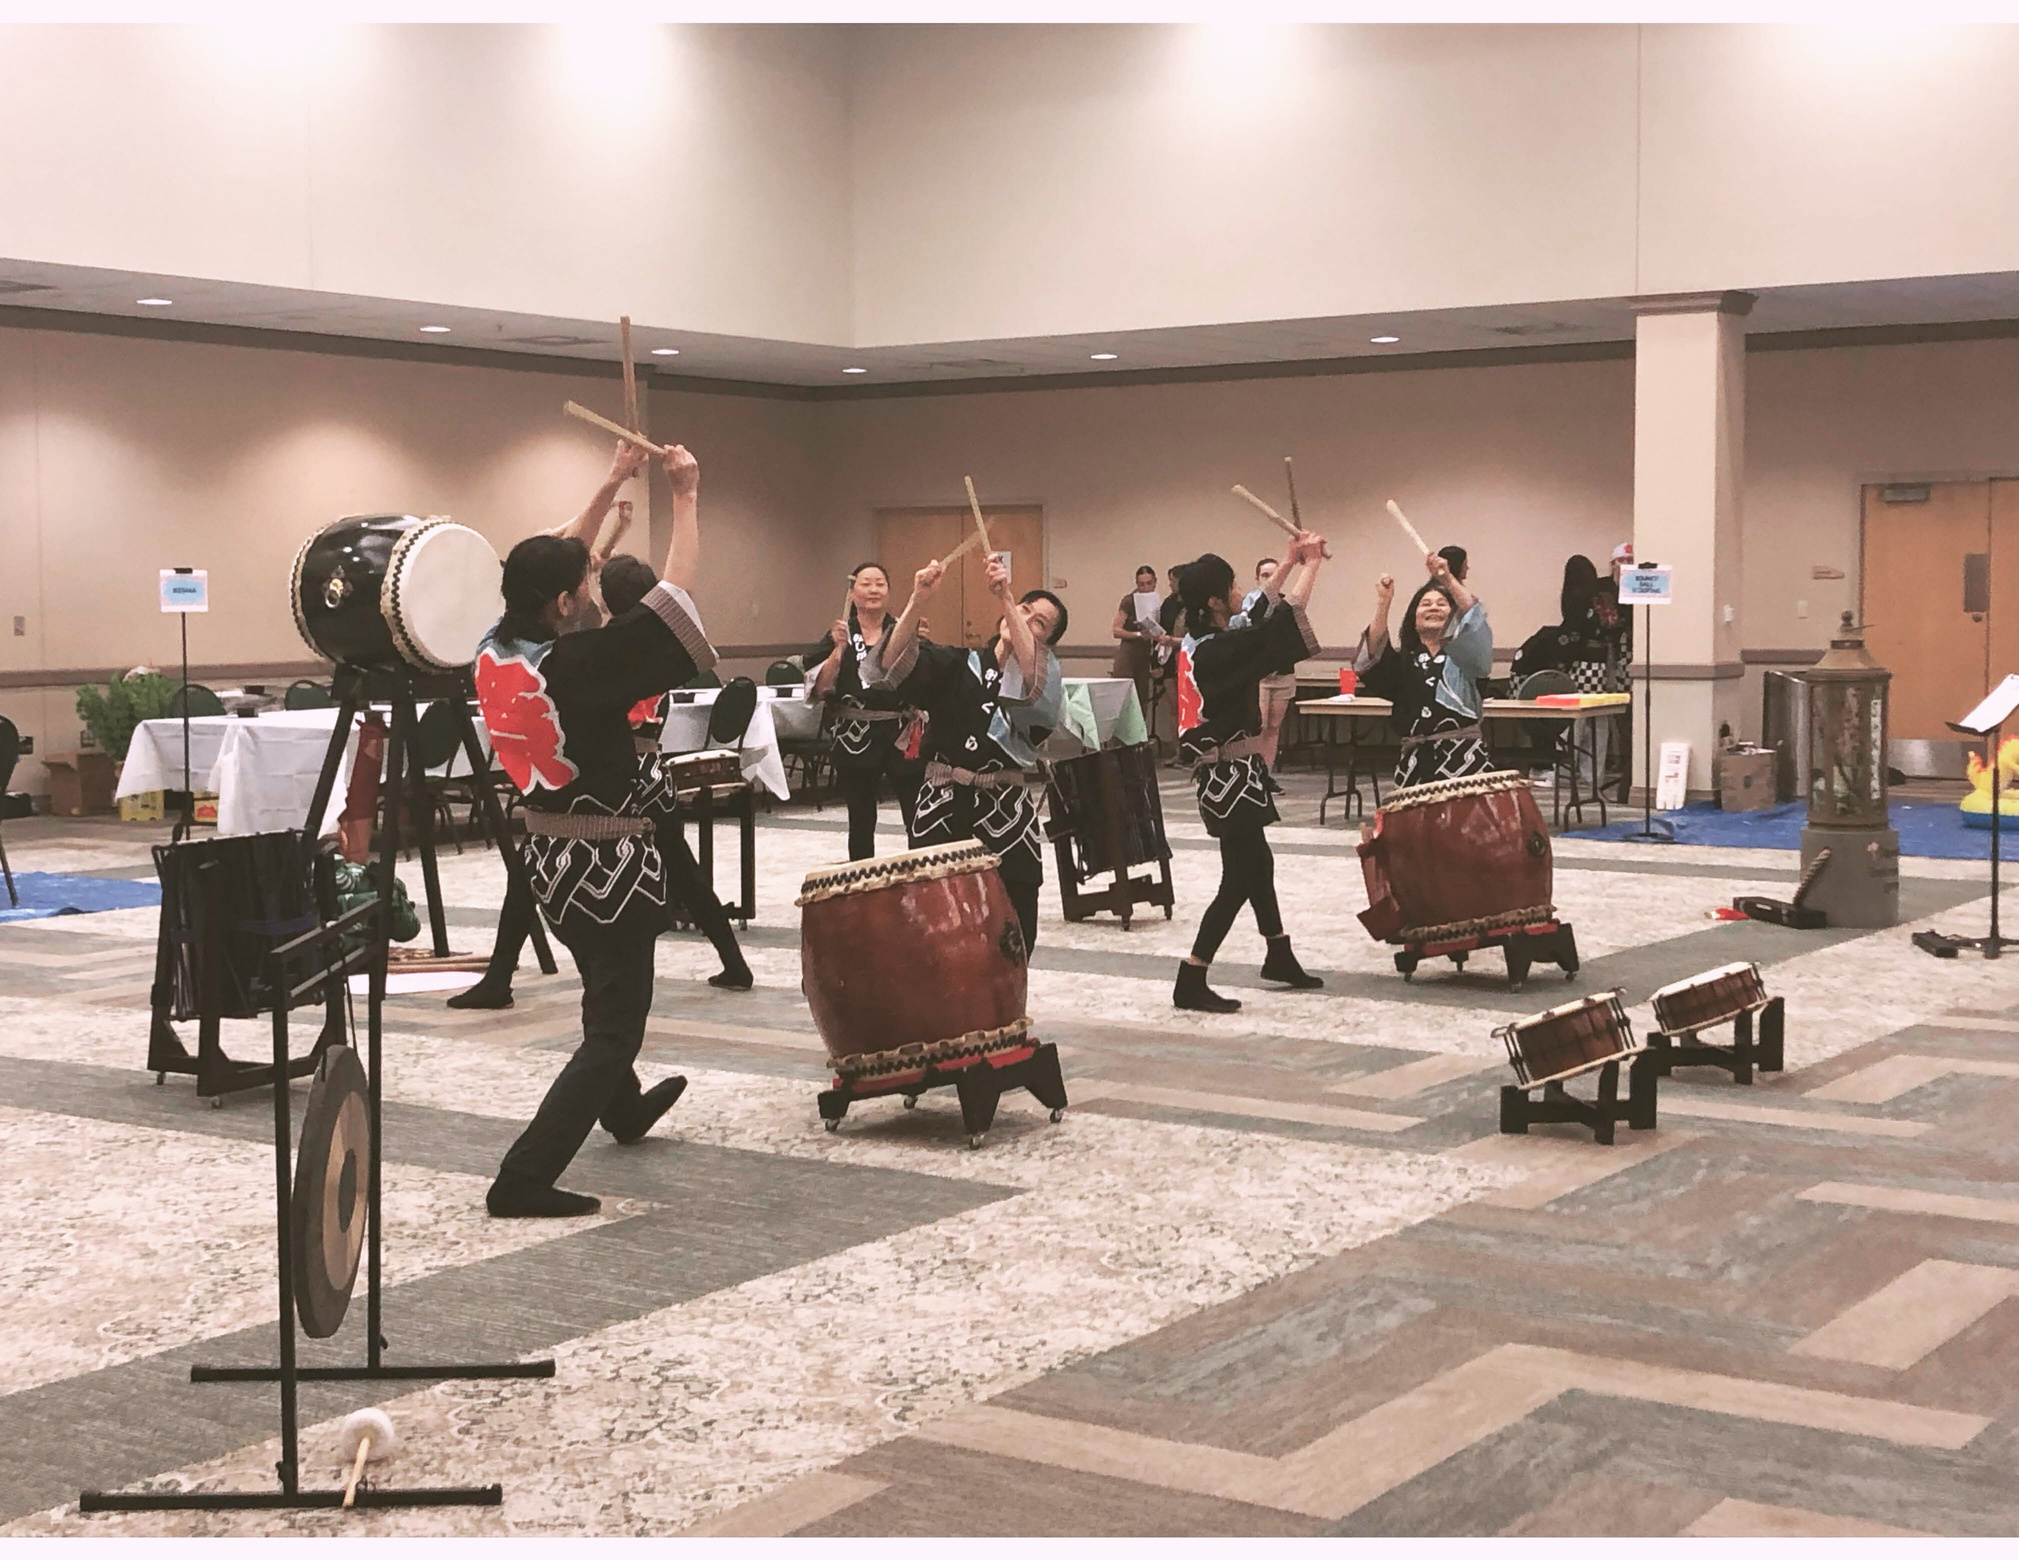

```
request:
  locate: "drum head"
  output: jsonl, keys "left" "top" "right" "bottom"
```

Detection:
{"left": 291, "top": 1044, "right": 370, "bottom": 1339}
{"left": 385, "top": 522, "right": 502, "bottom": 671}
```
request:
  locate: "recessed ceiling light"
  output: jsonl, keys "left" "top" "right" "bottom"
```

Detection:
{"left": 1369, "top": 335, "right": 1400, "bottom": 344}
{"left": 1090, "top": 352, "right": 1119, "bottom": 361}
{"left": 136, "top": 297, "right": 173, "bottom": 307}
{"left": 841, "top": 366, "right": 868, "bottom": 375}
{"left": 419, "top": 324, "right": 451, "bottom": 334}
{"left": 651, "top": 347, "right": 679, "bottom": 357}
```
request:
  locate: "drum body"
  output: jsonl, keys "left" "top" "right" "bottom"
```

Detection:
{"left": 1046, "top": 741, "right": 1169, "bottom": 879}
{"left": 1359, "top": 770, "right": 1553, "bottom": 943}
{"left": 799, "top": 840, "right": 1029, "bottom": 1076}
{"left": 663, "top": 749, "right": 743, "bottom": 792}
{"left": 292, "top": 514, "right": 502, "bottom": 672}
{"left": 1497, "top": 989, "right": 1634, "bottom": 1087}
{"left": 1651, "top": 961, "right": 1769, "bottom": 1035}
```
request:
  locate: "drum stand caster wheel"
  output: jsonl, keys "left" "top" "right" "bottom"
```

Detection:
{"left": 823, "top": 1118, "right": 839, "bottom": 1133}
{"left": 210, "top": 1097, "right": 224, "bottom": 1110}
{"left": 1049, "top": 1108, "right": 1064, "bottom": 1124}
{"left": 155, "top": 1072, "right": 165, "bottom": 1086}
{"left": 968, "top": 1133, "right": 986, "bottom": 1150}
{"left": 902, "top": 1093, "right": 919, "bottom": 1109}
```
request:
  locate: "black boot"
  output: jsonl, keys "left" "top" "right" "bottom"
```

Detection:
{"left": 1174, "top": 960, "right": 1241, "bottom": 1013}
{"left": 609, "top": 1076, "right": 688, "bottom": 1145}
{"left": 486, "top": 1171, "right": 600, "bottom": 1219}
{"left": 707, "top": 963, "right": 753, "bottom": 991}
{"left": 1260, "top": 935, "right": 1324, "bottom": 989}
{"left": 447, "top": 978, "right": 514, "bottom": 1010}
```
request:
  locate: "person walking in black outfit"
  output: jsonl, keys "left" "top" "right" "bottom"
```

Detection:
{"left": 1172, "top": 531, "right": 1328, "bottom": 1013}
{"left": 806, "top": 562, "right": 925, "bottom": 860}
{"left": 472, "top": 442, "right": 717, "bottom": 1218}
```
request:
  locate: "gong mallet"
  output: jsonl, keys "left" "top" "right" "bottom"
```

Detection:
{"left": 1386, "top": 499, "right": 1434, "bottom": 559}
{"left": 562, "top": 400, "right": 667, "bottom": 456}
{"left": 1231, "top": 485, "right": 1333, "bottom": 559}
{"left": 338, "top": 1408, "right": 400, "bottom": 1509}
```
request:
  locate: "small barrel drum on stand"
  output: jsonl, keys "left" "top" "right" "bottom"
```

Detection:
{"left": 799, "top": 840, "right": 1068, "bottom": 1147}
{"left": 1643, "top": 961, "right": 1784, "bottom": 1084}
{"left": 1043, "top": 741, "right": 1174, "bottom": 929}
{"left": 1496, "top": 989, "right": 1657, "bottom": 1144}
{"left": 1358, "top": 770, "right": 1578, "bottom": 990}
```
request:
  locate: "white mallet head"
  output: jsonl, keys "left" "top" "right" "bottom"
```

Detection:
{"left": 338, "top": 1407, "right": 399, "bottom": 1464}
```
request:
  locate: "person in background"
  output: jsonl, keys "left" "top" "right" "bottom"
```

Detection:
{"left": 1111, "top": 564, "right": 1163, "bottom": 718}
{"left": 1151, "top": 564, "right": 1189, "bottom": 756}
{"left": 808, "top": 562, "right": 924, "bottom": 859}
{"left": 1356, "top": 551, "right": 1495, "bottom": 788}
{"left": 1238, "top": 557, "right": 1299, "bottom": 781}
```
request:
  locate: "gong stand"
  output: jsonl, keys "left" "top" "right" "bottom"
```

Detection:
{"left": 301, "top": 661, "right": 557, "bottom": 976}
{"left": 83, "top": 901, "right": 547, "bottom": 1514}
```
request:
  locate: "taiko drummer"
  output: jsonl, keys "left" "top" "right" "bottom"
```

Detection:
{"left": 1354, "top": 550, "right": 1495, "bottom": 787}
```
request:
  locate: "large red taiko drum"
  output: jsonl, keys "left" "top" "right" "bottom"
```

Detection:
{"left": 1357, "top": 770, "right": 1554, "bottom": 943}
{"left": 798, "top": 840, "right": 1030, "bottom": 1080}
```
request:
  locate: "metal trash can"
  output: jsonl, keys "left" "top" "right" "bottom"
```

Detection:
{"left": 1761, "top": 670, "right": 1811, "bottom": 804}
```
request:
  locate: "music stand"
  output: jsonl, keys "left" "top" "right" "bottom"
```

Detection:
{"left": 1618, "top": 565, "right": 1675, "bottom": 845}
{"left": 1917, "top": 675, "right": 2019, "bottom": 960}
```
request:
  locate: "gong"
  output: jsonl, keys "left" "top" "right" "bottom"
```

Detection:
{"left": 291, "top": 1044, "right": 370, "bottom": 1339}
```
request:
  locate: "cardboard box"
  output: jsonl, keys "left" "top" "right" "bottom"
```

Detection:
{"left": 118, "top": 790, "right": 165, "bottom": 822}
{"left": 45, "top": 751, "right": 118, "bottom": 816}
{"left": 1719, "top": 749, "right": 1777, "bottom": 812}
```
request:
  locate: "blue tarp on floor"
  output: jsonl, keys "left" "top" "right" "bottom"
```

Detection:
{"left": 1564, "top": 800, "right": 2004, "bottom": 860}
{"left": 0, "top": 871, "right": 161, "bottom": 923}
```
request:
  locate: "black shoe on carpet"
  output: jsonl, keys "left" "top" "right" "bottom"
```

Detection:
{"left": 447, "top": 980, "right": 514, "bottom": 1010}
{"left": 1174, "top": 960, "right": 1241, "bottom": 1013}
{"left": 708, "top": 966, "right": 754, "bottom": 991}
{"left": 1260, "top": 935, "right": 1324, "bottom": 989}
{"left": 485, "top": 1173, "right": 600, "bottom": 1218}
{"left": 611, "top": 1076, "right": 688, "bottom": 1145}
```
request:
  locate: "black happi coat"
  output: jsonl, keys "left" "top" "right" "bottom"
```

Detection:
{"left": 474, "top": 581, "right": 715, "bottom": 938}
{"left": 1179, "top": 597, "right": 1318, "bottom": 836}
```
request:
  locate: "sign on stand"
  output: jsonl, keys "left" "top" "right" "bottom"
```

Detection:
{"left": 1618, "top": 566, "right": 1673, "bottom": 606}
{"left": 159, "top": 568, "right": 209, "bottom": 613}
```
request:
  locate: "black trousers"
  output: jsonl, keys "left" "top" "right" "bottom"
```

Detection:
{"left": 1190, "top": 822, "right": 1283, "bottom": 963}
{"left": 1003, "top": 868, "right": 1041, "bottom": 959}
{"left": 480, "top": 827, "right": 745, "bottom": 983}
{"left": 837, "top": 756, "right": 925, "bottom": 861}
{"left": 498, "top": 922, "right": 657, "bottom": 1187}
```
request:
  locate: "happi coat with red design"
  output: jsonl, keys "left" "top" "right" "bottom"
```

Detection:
{"left": 473, "top": 580, "right": 715, "bottom": 938}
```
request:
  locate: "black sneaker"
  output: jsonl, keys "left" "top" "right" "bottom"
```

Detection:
{"left": 486, "top": 1173, "right": 600, "bottom": 1218}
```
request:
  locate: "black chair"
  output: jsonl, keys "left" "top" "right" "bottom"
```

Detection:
{"left": 778, "top": 699, "right": 834, "bottom": 809}
{"left": 0, "top": 717, "right": 32, "bottom": 907}
{"left": 283, "top": 679, "right": 336, "bottom": 710}
{"left": 166, "top": 683, "right": 226, "bottom": 718}
{"left": 683, "top": 668, "right": 724, "bottom": 691}
{"left": 764, "top": 659, "right": 803, "bottom": 688}
{"left": 673, "top": 677, "right": 759, "bottom": 926}
{"left": 407, "top": 701, "right": 466, "bottom": 855}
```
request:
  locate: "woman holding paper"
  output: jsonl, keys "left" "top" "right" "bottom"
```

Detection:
{"left": 1111, "top": 564, "right": 1164, "bottom": 716}
{"left": 1356, "top": 551, "right": 1495, "bottom": 788}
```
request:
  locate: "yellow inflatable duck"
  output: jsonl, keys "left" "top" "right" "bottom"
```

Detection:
{"left": 1961, "top": 736, "right": 2019, "bottom": 825}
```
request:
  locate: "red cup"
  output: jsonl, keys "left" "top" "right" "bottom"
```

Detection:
{"left": 1337, "top": 667, "right": 1358, "bottom": 696}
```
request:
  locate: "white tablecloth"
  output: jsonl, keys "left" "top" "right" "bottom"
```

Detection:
{"left": 656, "top": 686, "right": 805, "bottom": 800}
{"left": 121, "top": 709, "right": 476, "bottom": 838}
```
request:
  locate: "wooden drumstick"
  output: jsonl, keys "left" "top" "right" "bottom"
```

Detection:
{"left": 1232, "top": 485, "right": 1333, "bottom": 559}
{"left": 1284, "top": 456, "right": 1303, "bottom": 530}
{"left": 563, "top": 400, "right": 666, "bottom": 456}
{"left": 619, "top": 316, "right": 639, "bottom": 437}
{"left": 1386, "top": 499, "right": 1432, "bottom": 558}
{"left": 939, "top": 528, "right": 988, "bottom": 568}
{"left": 963, "top": 475, "right": 992, "bottom": 557}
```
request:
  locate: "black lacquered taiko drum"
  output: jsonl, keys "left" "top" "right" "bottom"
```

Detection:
{"left": 291, "top": 514, "right": 502, "bottom": 672}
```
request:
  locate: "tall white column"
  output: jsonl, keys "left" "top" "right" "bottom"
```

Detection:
{"left": 1631, "top": 292, "right": 1751, "bottom": 795}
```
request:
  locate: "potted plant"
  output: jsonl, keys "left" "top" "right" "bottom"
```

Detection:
{"left": 74, "top": 671, "right": 178, "bottom": 817}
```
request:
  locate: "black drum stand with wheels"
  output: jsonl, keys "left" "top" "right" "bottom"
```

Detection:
{"left": 818, "top": 1041, "right": 1069, "bottom": 1149}
{"left": 1394, "top": 919, "right": 1580, "bottom": 992}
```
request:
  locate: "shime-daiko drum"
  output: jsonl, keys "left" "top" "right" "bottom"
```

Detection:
{"left": 798, "top": 839, "right": 1031, "bottom": 1084}
{"left": 1358, "top": 770, "right": 1554, "bottom": 944}
{"left": 291, "top": 514, "right": 502, "bottom": 672}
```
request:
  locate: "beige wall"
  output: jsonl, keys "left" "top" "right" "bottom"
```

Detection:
{"left": 0, "top": 25, "right": 854, "bottom": 342}
{"left": 11, "top": 25, "right": 2019, "bottom": 352}
{"left": 6, "top": 320, "right": 2014, "bottom": 793}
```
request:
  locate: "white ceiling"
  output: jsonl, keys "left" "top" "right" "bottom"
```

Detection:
{"left": 3, "top": 255, "right": 2018, "bottom": 391}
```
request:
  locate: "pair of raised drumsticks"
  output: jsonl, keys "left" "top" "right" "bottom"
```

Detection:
{"left": 1232, "top": 459, "right": 1431, "bottom": 562}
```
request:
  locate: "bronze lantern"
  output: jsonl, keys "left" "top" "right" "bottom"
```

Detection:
{"left": 1798, "top": 612, "right": 1898, "bottom": 925}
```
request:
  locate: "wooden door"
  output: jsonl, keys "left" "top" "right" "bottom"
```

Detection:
{"left": 1990, "top": 480, "right": 2019, "bottom": 689}
{"left": 875, "top": 505, "right": 1046, "bottom": 649}
{"left": 1861, "top": 481, "right": 1989, "bottom": 739}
